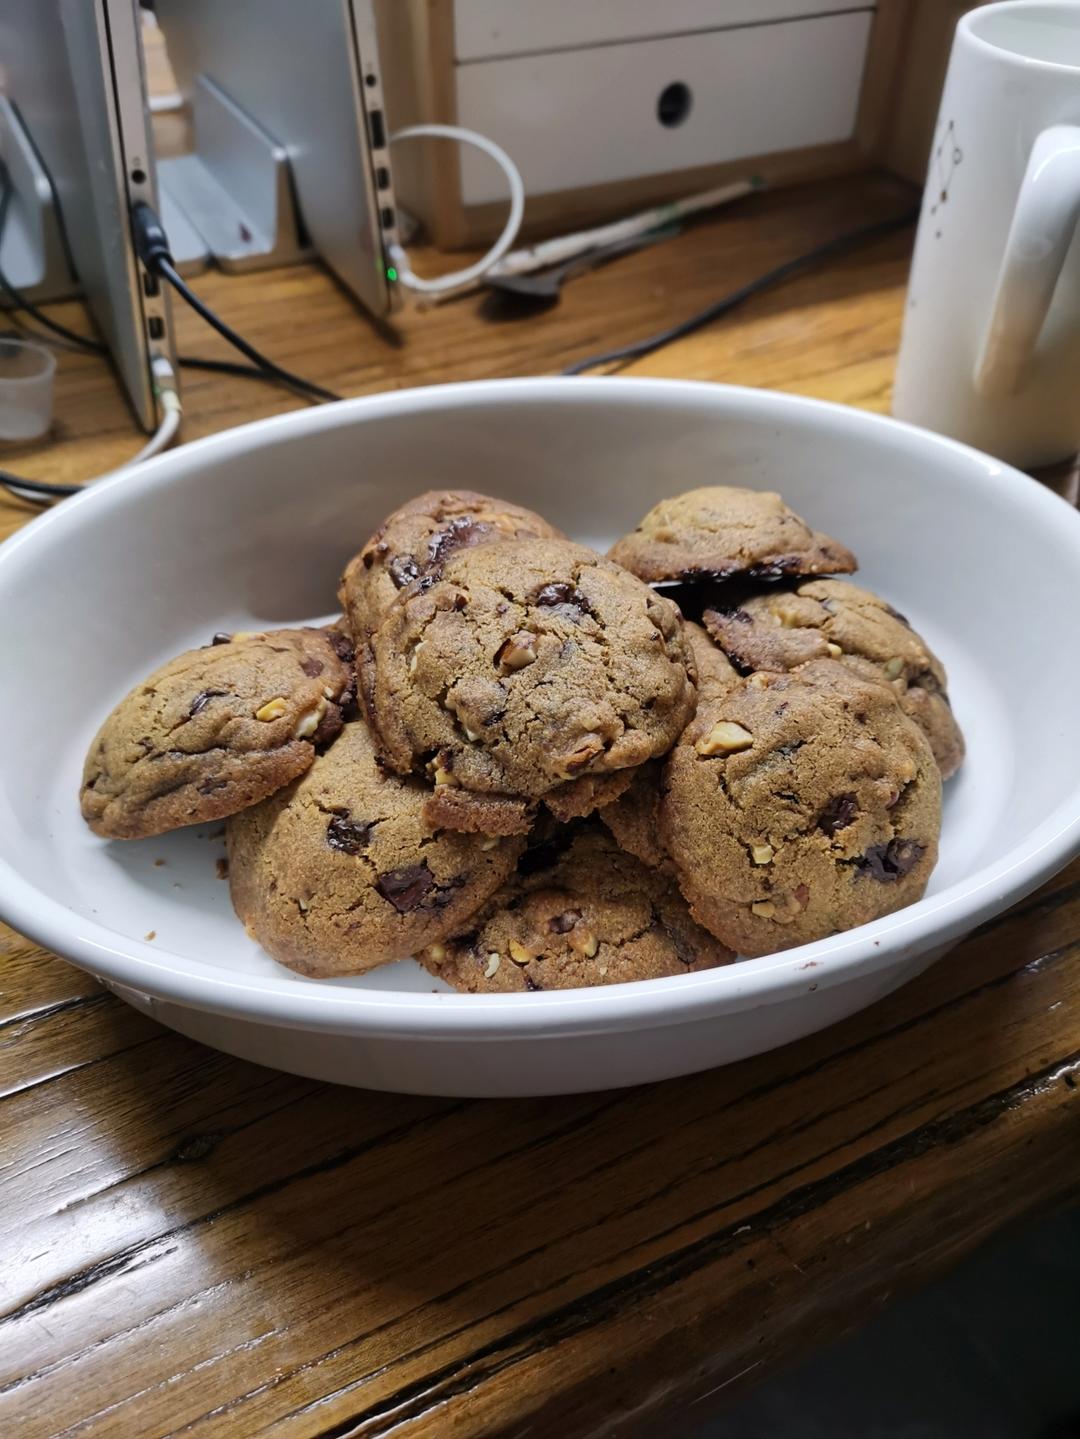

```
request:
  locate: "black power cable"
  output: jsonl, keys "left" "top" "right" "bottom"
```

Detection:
{"left": 0, "top": 156, "right": 342, "bottom": 402}
{"left": 560, "top": 205, "right": 920, "bottom": 376}
{"left": 131, "top": 205, "right": 341, "bottom": 404}
{"left": 0, "top": 471, "right": 75, "bottom": 501}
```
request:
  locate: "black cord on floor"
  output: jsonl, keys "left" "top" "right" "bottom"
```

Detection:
{"left": 157, "top": 258, "right": 341, "bottom": 404}
{"left": 0, "top": 470, "right": 72, "bottom": 504}
{"left": 144, "top": 227, "right": 341, "bottom": 404}
{"left": 0, "top": 162, "right": 339, "bottom": 389}
{"left": 0, "top": 344, "right": 337, "bottom": 508}
{"left": 178, "top": 354, "right": 316, "bottom": 385}
{"left": 0, "top": 179, "right": 342, "bottom": 504}
{"left": 559, "top": 205, "right": 921, "bottom": 376}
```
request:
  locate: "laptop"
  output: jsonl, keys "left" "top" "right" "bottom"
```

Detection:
{"left": 155, "top": 0, "right": 400, "bottom": 319}
{"left": 0, "top": 0, "right": 177, "bottom": 431}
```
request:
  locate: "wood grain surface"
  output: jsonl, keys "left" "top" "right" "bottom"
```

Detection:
{"left": 2, "top": 174, "right": 1079, "bottom": 1439}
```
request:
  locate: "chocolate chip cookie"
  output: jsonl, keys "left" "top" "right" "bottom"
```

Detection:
{"left": 340, "top": 489, "right": 562, "bottom": 641}
{"left": 599, "top": 761, "right": 671, "bottom": 874}
{"left": 227, "top": 719, "right": 524, "bottom": 977}
{"left": 685, "top": 619, "right": 739, "bottom": 701}
{"left": 81, "top": 628, "right": 354, "bottom": 840}
{"left": 420, "top": 763, "right": 635, "bottom": 832}
{"left": 363, "top": 538, "right": 697, "bottom": 821}
{"left": 541, "top": 768, "right": 637, "bottom": 823}
{"left": 609, "top": 486, "right": 856, "bottom": 584}
{"left": 420, "top": 825, "right": 734, "bottom": 993}
{"left": 704, "top": 579, "right": 964, "bottom": 778}
{"left": 661, "top": 659, "right": 941, "bottom": 956}
{"left": 599, "top": 624, "right": 735, "bottom": 871}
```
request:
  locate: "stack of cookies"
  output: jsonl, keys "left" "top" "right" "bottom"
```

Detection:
{"left": 80, "top": 485, "right": 963, "bottom": 991}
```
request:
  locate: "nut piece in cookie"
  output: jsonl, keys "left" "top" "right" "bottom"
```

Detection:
{"left": 227, "top": 720, "right": 524, "bottom": 978}
{"left": 661, "top": 659, "right": 941, "bottom": 957}
{"left": 704, "top": 579, "right": 964, "bottom": 778}
{"left": 339, "top": 489, "right": 562, "bottom": 642}
{"left": 80, "top": 628, "right": 355, "bottom": 840}
{"left": 608, "top": 486, "right": 856, "bottom": 584}
{"left": 420, "top": 825, "right": 733, "bottom": 993}
{"left": 363, "top": 538, "right": 697, "bottom": 809}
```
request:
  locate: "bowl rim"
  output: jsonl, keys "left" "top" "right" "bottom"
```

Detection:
{"left": 2, "top": 376, "right": 1079, "bottom": 1038}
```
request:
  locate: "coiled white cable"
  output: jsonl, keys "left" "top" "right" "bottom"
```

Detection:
{"left": 386, "top": 124, "right": 525, "bottom": 297}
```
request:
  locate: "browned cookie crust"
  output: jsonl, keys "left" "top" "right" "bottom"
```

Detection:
{"left": 684, "top": 619, "right": 740, "bottom": 701}
{"left": 599, "top": 761, "right": 671, "bottom": 874}
{"left": 609, "top": 486, "right": 856, "bottom": 584}
{"left": 661, "top": 659, "right": 941, "bottom": 957}
{"left": 704, "top": 579, "right": 964, "bottom": 778}
{"left": 420, "top": 759, "right": 638, "bottom": 832}
{"left": 420, "top": 825, "right": 734, "bottom": 993}
{"left": 81, "top": 628, "right": 354, "bottom": 840}
{"left": 363, "top": 538, "right": 697, "bottom": 810}
{"left": 542, "top": 768, "right": 637, "bottom": 823}
{"left": 421, "top": 785, "right": 534, "bottom": 836}
{"left": 227, "top": 720, "right": 523, "bottom": 978}
{"left": 340, "top": 489, "right": 562, "bottom": 641}
{"left": 600, "top": 624, "right": 736, "bottom": 872}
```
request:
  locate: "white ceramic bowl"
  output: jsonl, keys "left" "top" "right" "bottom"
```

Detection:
{"left": 2, "top": 379, "right": 1079, "bottom": 1096}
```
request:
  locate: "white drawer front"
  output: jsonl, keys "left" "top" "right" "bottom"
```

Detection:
{"left": 456, "top": 12, "right": 874, "bottom": 204}
{"left": 454, "top": 0, "right": 873, "bottom": 62}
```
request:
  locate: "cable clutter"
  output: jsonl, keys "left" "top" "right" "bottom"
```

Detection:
{"left": 0, "top": 160, "right": 341, "bottom": 507}
{"left": 130, "top": 205, "right": 341, "bottom": 405}
{"left": 1, "top": 134, "right": 919, "bottom": 511}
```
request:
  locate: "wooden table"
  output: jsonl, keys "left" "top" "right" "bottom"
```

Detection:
{"left": 3, "top": 174, "right": 1079, "bottom": 1439}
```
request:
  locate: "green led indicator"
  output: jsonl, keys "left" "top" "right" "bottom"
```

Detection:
{"left": 386, "top": 265, "right": 398, "bottom": 282}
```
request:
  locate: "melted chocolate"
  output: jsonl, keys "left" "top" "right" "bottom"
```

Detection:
{"left": 818, "top": 792, "right": 858, "bottom": 836}
{"left": 376, "top": 862, "right": 435, "bottom": 912}
{"left": 188, "top": 688, "right": 227, "bottom": 717}
{"left": 856, "top": 837, "right": 924, "bottom": 882}
{"left": 326, "top": 813, "right": 374, "bottom": 855}
{"left": 534, "top": 582, "right": 594, "bottom": 617}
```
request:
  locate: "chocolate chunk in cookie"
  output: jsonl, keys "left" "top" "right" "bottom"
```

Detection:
{"left": 420, "top": 825, "right": 733, "bottom": 993}
{"left": 609, "top": 486, "right": 856, "bottom": 585}
{"left": 227, "top": 720, "right": 523, "bottom": 977}
{"left": 80, "top": 628, "right": 354, "bottom": 839}
{"left": 704, "top": 579, "right": 964, "bottom": 778}
{"left": 339, "top": 489, "right": 562, "bottom": 642}
{"left": 661, "top": 659, "right": 941, "bottom": 957}
{"left": 363, "top": 538, "right": 697, "bottom": 813}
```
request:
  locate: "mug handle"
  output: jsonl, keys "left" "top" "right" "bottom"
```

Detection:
{"left": 974, "top": 124, "right": 1080, "bottom": 397}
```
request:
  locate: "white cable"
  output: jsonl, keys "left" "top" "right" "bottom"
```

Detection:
{"left": 126, "top": 356, "right": 182, "bottom": 463}
{"left": 489, "top": 179, "right": 759, "bottom": 280}
{"left": 127, "top": 399, "right": 180, "bottom": 462}
{"left": 386, "top": 124, "right": 524, "bottom": 297}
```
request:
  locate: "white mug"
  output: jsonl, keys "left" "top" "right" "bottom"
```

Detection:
{"left": 893, "top": 1, "right": 1080, "bottom": 468}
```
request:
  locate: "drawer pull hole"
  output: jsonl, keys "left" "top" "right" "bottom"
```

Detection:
{"left": 657, "top": 81, "right": 692, "bottom": 128}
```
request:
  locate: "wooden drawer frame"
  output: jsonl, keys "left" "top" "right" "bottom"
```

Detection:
{"left": 375, "top": 0, "right": 975, "bottom": 248}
